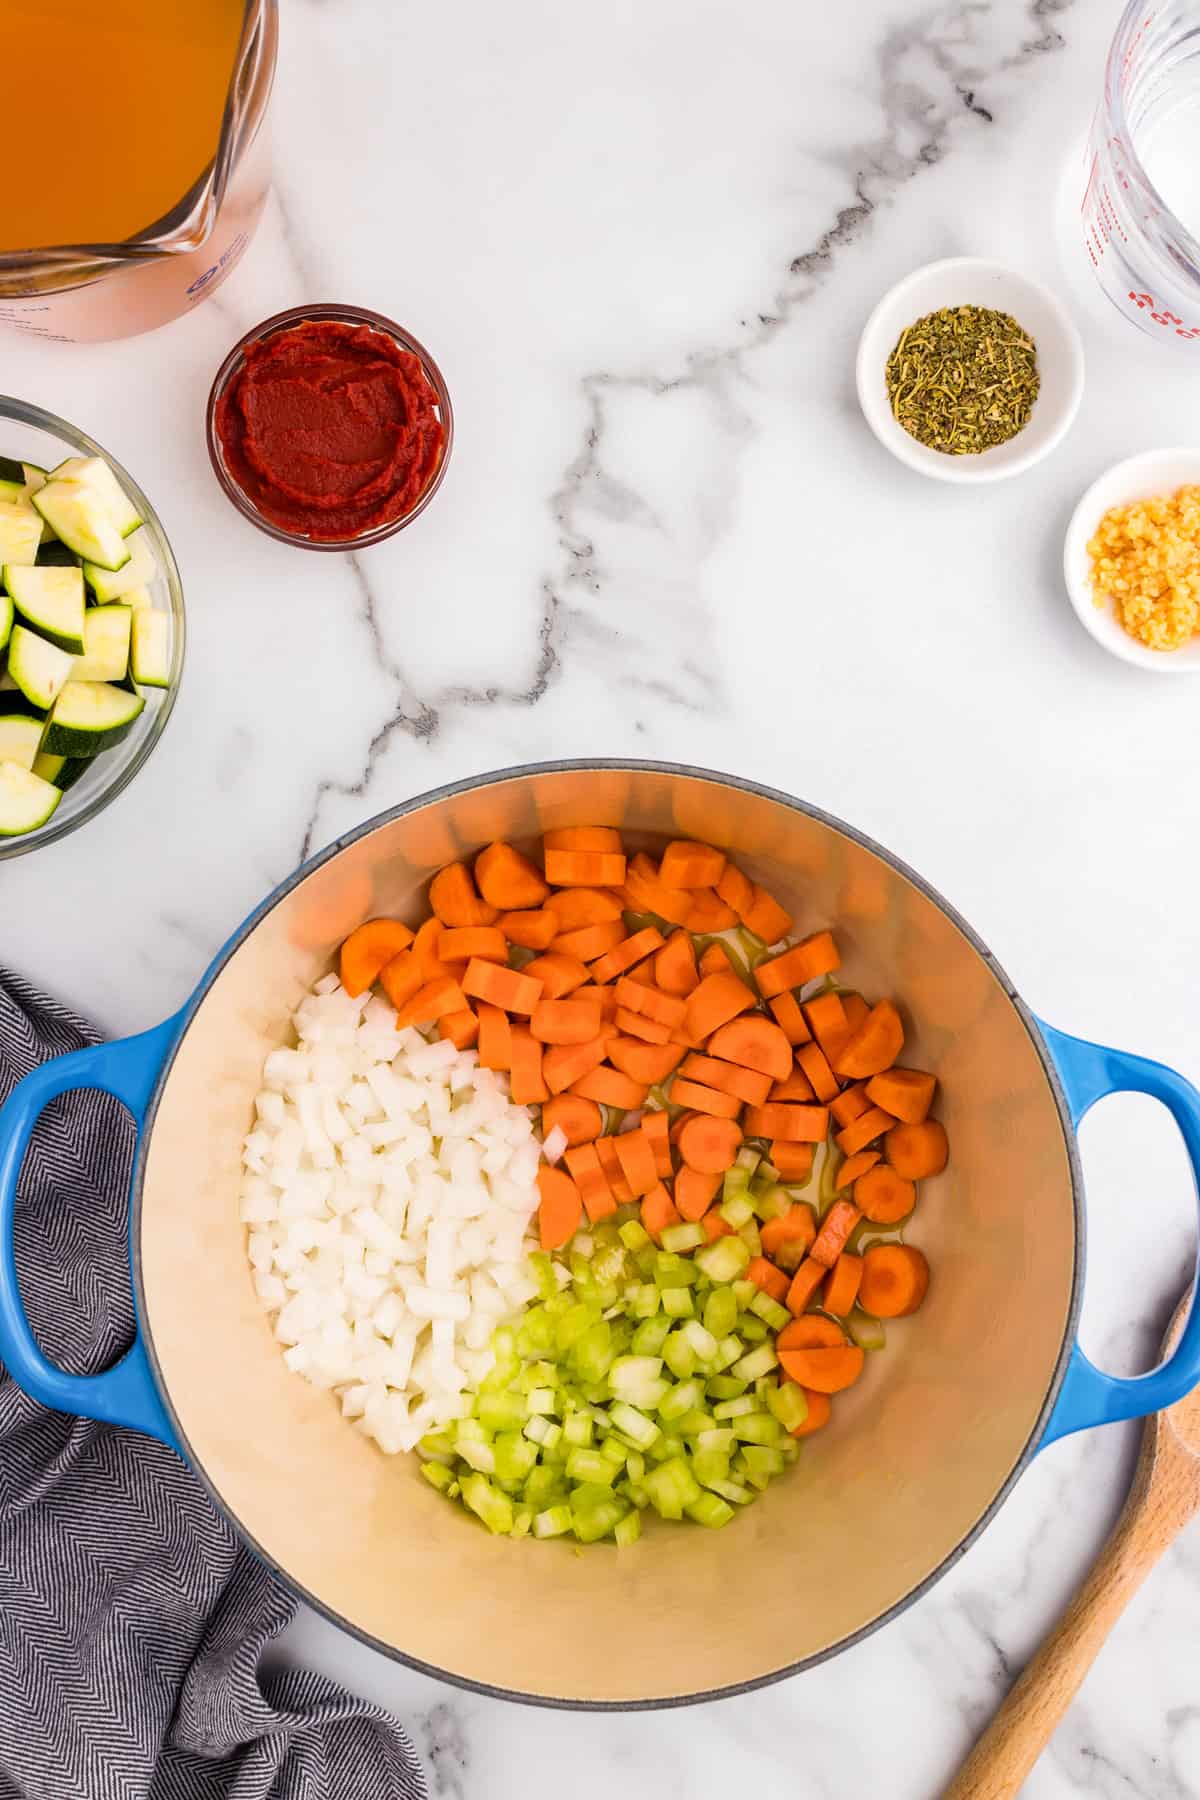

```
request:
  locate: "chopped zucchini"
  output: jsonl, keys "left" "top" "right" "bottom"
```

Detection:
{"left": 0, "top": 715, "right": 43, "bottom": 770}
{"left": 33, "top": 480, "right": 129, "bottom": 572}
{"left": 83, "top": 526, "right": 155, "bottom": 601}
{"left": 0, "top": 589, "right": 10, "bottom": 653}
{"left": 49, "top": 456, "right": 142, "bottom": 537}
{"left": 4, "top": 563, "right": 86, "bottom": 653}
{"left": 0, "top": 459, "right": 46, "bottom": 507}
{"left": 40, "top": 679, "right": 144, "bottom": 757}
{"left": 31, "top": 750, "right": 87, "bottom": 792}
{"left": 35, "top": 540, "right": 79, "bottom": 568}
{"left": 0, "top": 499, "right": 44, "bottom": 568}
{"left": 72, "top": 604, "right": 131, "bottom": 682}
{"left": 130, "top": 608, "right": 169, "bottom": 687}
{"left": 0, "top": 760, "right": 61, "bottom": 835}
{"left": 6, "top": 624, "right": 73, "bottom": 710}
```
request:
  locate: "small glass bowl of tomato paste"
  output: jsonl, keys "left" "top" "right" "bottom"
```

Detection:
{"left": 205, "top": 303, "right": 453, "bottom": 551}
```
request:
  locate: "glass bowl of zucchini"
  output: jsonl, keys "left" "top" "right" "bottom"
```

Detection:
{"left": 0, "top": 397, "right": 184, "bottom": 856}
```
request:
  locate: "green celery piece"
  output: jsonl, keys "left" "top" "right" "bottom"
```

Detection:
{"left": 619, "top": 1219, "right": 652, "bottom": 1252}
{"left": 654, "top": 1251, "right": 698, "bottom": 1290}
{"left": 741, "top": 1444, "right": 785, "bottom": 1479}
{"left": 631, "top": 1316, "right": 672, "bottom": 1357}
{"left": 662, "top": 1330, "right": 696, "bottom": 1380}
{"left": 556, "top": 1300, "right": 601, "bottom": 1354}
{"left": 703, "top": 1287, "right": 739, "bottom": 1340}
{"left": 712, "top": 1335, "right": 746, "bottom": 1372}
{"left": 731, "top": 1343, "right": 779, "bottom": 1382}
{"left": 643, "top": 1455, "right": 702, "bottom": 1520}
{"left": 600, "top": 1436, "right": 628, "bottom": 1469}
{"left": 695, "top": 1236, "right": 751, "bottom": 1283}
{"left": 512, "top": 1507, "right": 533, "bottom": 1540}
{"left": 571, "top": 1319, "right": 614, "bottom": 1383}
{"left": 613, "top": 1508, "right": 642, "bottom": 1547}
{"left": 734, "top": 1455, "right": 772, "bottom": 1493}
{"left": 705, "top": 1475, "right": 755, "bottom": 1506}
{"left": 679, "top": 1318, "right": 719, "bottom": 1362}
{"left": 524, "top": 1415, "right": 556, "bottom": 1447}
{"left": 528, "top": 1253, "right": 558, "bottom": 1301}
{"left": 661, "top": 1286, "right": 694, "bottom": 1319}
{"left": 562, "top": 1412, "right": 594, "bottom": 1448}
{"left": 417, "top": 1431, "right": 455, "bottom": 1460}
{"left": 713, "top": 1395, "right": 757, "bottom": 1420}
{"left": 685, "top": 1492, "right": 735, "bottom": 1529}
{"left": 494, "top": 1431, "right": 538, "bottom": 1483}
{"left": 461, "top": 1473, "right": 515, "bottom": 1535}
{"left": 697, "top": 1427, "right": 735, "bottom": 1453}
{"left": 570, "top": 1483, "right": 627, "bottom": 1543}
{"left": 629, "top": 1282, "right": 661, "bottom": 1319}
{"left": 457, "top": 1440, "right": 497, "bottom": 1474}
{"left": 738, "top": 1218, "right": 762, "bottom": 1257}
{"left": 691, "top": 1447, "right": 731, "bottom": 1487}
{"left": 634, "top": 1245, "right": 659, "bottom": 1280}
{"left": 525, "top": 1386, "right": 557, "bottom": 1415}
{"left": 753, "top": 1183, "right": 792, "bottom": 1221}
{"left": 675, "top": 1408, "right": 714, "bottom": 1436}
{"left": 533, "top": 1504, "right": 573, "bottom": 1538}
{"left": 660, "top": 1221, "right": 705, "bottom": 1253}
{"left": 478, "top": 1390, "right": 528, "bottom": 1432}
{"left": 517, "top": 1358, "right": 558, "bottom": 1391}
{"left": 733, "top": 1412, "right": 783, "bottom": 1446}
{"left": 847, "top": 1308, "right": 887, "bottom": 1351}
{"left": 719, "top": 1190, "right": 754, "bottom": 1229}
{"left": 731, "top": 1278, "right": 756, "bottom": 1307}
{"left": 566, "top": 1447, "right": 618, "bottom": 1486}
{"left": 658, "top": 1377, "right": 705, "bottom": 1423}
{"left": 734, "top": 1145, "right": 761, "bottom": 1177}
{"left": 609, "top": 1354, "right": 665, "bottom": 1400}
{"left": 608, "top": 1401, "right": 660, "bottom": 1450}
{"left": 625, "top": 1450, "right": 646, "bottom": 1482}
{"left": 525, "top": 1465, "right": 567, "bottom": 1511}
{"left": 419, "top": 1461, "right": 455, "bottom": 1493}
{"left": 750, "top": 1291, "right": 791, "bottom": 1331}
{"left": 738, "top": 1314, "right": 769, "bottom": 1343}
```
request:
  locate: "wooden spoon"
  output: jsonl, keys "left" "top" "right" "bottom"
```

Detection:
{"left": 944, "top": 1294, "right": 1200, "bottom": 1800}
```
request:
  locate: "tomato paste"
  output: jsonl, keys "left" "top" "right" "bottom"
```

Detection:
{"left": 214, "top": 319, "right": 446, "bottom": 541}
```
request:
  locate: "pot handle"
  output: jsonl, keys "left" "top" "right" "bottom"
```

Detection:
{"left": 1038, "top": 1019, "right": 1200, "bottom": 1447}
{"left": 0, "top": 1014, "right": 182, "bottom": 1449}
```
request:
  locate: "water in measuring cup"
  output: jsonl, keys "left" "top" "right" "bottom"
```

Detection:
{"left": 1137, "top": 94, "right": 1200, "bottom": 235}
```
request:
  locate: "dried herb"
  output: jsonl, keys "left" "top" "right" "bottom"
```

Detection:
{"left": 885, "top": 304, "right": 1039, "bottom": 455}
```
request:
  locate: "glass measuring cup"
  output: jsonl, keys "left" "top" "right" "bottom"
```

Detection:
{"left": 0, "top": 0, "right": 277, "bottom": 345}
{"left": 1077, "top": 0, "right": 1200, "bottom": 345}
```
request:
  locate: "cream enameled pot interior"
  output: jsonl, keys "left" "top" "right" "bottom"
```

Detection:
{"left": 138, "top": 765, "right": 1076, "bottom": 1705}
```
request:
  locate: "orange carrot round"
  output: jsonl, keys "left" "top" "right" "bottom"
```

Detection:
{"left": 705, "top": 1015, "right": 792, "bottom": 1083}
{"left": 411, "top": 917, "right": 450, "bottom": 980}
{"left": 683, "top": 889, "right": 739, "bottom": 932}
{"left": 747, "top": 1256, "right": 789, "bottom": 1304}
{"left": 769, "top": 1065, "right": 816, "bottom": 1103}
{"left": 378, "top": 948, "right": 423, "bottom": 1013}
{"left": 569, "top": 1065, "right": 649, "bottom": 1110}
{"left": 701, "top": 1208, "right": 734, "bottom": 1242}
{"left": 590, "top": 927, "right": 666, "bottom": 985}
{"left": 475, "top": 840, "right": 549, "bottom": 910}
{"left": 677, "top": 1114, "right": 742, "bottom": 1174}
{"left": 777, "top": 1344, "right": 864, "bottom": 1393}
{"left": 834, "top": 1148, "right": 881, "bottom": 1190}
{"left": 715, "top": 862, "right": 754, "bottom": 917}
{"left": 543, "top": 887, "right": 623, "bottom": 930}
{"left": 497, "top": 909, "right": 559, "bottom": 951}
{"left": 396, "top": 976, "right": 468, "bottom": 1028}
{"left": 698, "top": 942, "right": 734, "bottom": 977}
{"left": 669, "top": 1077, "right": 743, "bottom": 1121}
{"left": 777, "top": 1314, "right": 846, "bottom": 1350}
{"left": 755, "top": 931, "right": 840, "bottom": 998}
{"left": 760, "top": 1204, "right": 816, "bottom": 1257}
{"left": 614, "top": 1129, "right": 658, "bottom": 1198}
{"left": 767, "top": 991, "right": 811, "bottom": 1046}
{"left": 654, "top": 930, "right": 699, "bottom": 996}
{"left": 537, "top": 1165, "right": 582, "bottom": 1250}
{"left": 834, "top": 1104, "right": 896, "bottom": 1158}
{"left": 770, "top": 1141, "right": 815, "bottom": 1181}
{"left": 605, "top": 1038, "right": 685, "bottom": 1086}
{"left": 675, "top": 1164, "right": 721, "bottom": 1221}
{"left": 530, "top": 997, "right": 604, "bottom": 1045}
{"left": 885, "top": 1120, "right": 948, "bottom": 1180}
{"left": 789, "top": 1388, "right": 832, "bottom": 1437}
{"left": 743, "top": 1102, "right": 829, "bottom": 1143}
{"left": 865, "top": 1067, "right": 936, "bottom": 1124}
{"left": 339, "top": 919, "right": 415, "bottom": 997}
{"left": 859, "top": 1244, "right": 930, "bottom": 1317}
{"left": 834, "top": 999, "right": 904, "bottom": 1080}
{"left": 545, "top": 848, "right": 627, "bottom": 887}
{"left": 476, "top": 1002, "right": 512, "bottom": 1072}
{"left": 614, "top": 1006, "right": 672, "bottom": 1046}
{"left": 543, "top": 826, "right": 624, "bottom": 853}
{"left": 741, "top": 886, "right": 793, "bottom": 945}
{"left": 810, "top": 1198, "right": 861, "bottom": 1268}
{"left": 640, "top": 1181, "right": 681, "bottom": 1243}
{"left": 460, "top": 958, "right": 543, "bottom": 1015}
{"left": 508, "top": 1024, "right": 549, "bottom": 1104}
{"left": 520, "top": 952, "right": 590, "bottom": 999}
{"left": 429, "top": 862, "right": 498, "bottom": 927}
{"left": 542, "top": 1035, "right": 609, "bottom": 1095}
{"left": 641, "top": 1109, "right": 674, "bottom": 1178}
{"left": 436, "top": 926, "right": 508, "bottom": 963}
{"left": 679, "top": 1053, "right": 771, "bottom": 1107}
{"left": 542, "top": 1094, "right": 603, "bottom": 1146}
{"left": 552, "top": 920, "right": 627, "bottom": 962}
{"left": 660, "top": 840, "right": 727, "bottom": 888}
{"left": 796, "top": 1041, "right": 839, "bottom": 1103}
{"left": 684, "top": 971, "right": 756, "bottom": 1042}
{"left": 439, "top": 1008, "right": 479, "bottom": 1051}
{"left": 564, "top": 1142, "right": 617, "bottom": 1223}
{"left": 854, "top": 1164, "right": 916, "bottom": 1224}
{"left": 823, "top": 1252, "right": 863, "bottom": 1317}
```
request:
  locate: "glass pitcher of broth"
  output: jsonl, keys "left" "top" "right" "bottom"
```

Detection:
{"left": 0, "top": 0, "right": 277, "bottom": 344}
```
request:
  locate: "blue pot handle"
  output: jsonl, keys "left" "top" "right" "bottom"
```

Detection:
{"left": 0, "top": 1014, "right": 183, "bottom": 1449}
{"left": 1038, "top": 1018, "right": 1200, "bottom": 1446}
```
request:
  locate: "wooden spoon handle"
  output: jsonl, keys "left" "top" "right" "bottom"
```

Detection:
{"left": 943, "top": 1513, "right": 1163, "bottom": 1800}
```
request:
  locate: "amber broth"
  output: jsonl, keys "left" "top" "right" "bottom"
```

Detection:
{"left": 4, "top": 0, "right": 248, "bottom": 254}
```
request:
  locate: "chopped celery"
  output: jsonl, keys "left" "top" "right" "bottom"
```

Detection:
{"left": 524, "top": 1415, "right": 560, "bottom": 1448}
{"left": 741, "top": 1444, "right": 785, "bottom": 1479}
{"left": 600, "top": 1436, "right": 628, "bottom": 1469}
{"left": 661, "top": 1286, "right": 694, "bottom": 1319}
{"left": 613, "top": 1508, "right": 642, "bottom": 1547}
{"left": 662, "top": 1330, "right": 697, "bottom": 1380}
{"left": 749, "top": 1291, "right": 792, "bottom": 1331}
{"left": 654, "top": 1251, "right": 699, "bottom": 1289}
{"left": 661, "top": 1221, "right": 705, "bottom": 1253}
{"left": 705, "top": 1476, "right": 754, "bottom": 1505}
{"left": 608, "top": 1401, "right": 660, "bottom": 1449}
{"left": 478, "top": 1391, "right": 529, "bottom": 1432}
{"left": 526, "top": 1387, "right": 557, "bottom": 1415}
{"left": 695, "top": 1236, "right": 751, "bottom": 1283}
{"left": 626, "top": 1450, "right": 646, "bottom": 1482}
{"left": 420, "top": 1461, "right": 455, "bottom": 1493}
{"left": 610, "top": 1354, "right": 664, "bottom": 1398}
{"left": 732, "top": 1412, "right": 782, "bottom": 1446}
{"left": 703, "top": 1287, "right": 739, "bottom": 1339}
{"left": 631, "top": 1315, "right": 673, "bottom": 1356}
{"left": 697, "top": 1426, "right": 736, "bottom": 1453}
{"left": 753, "top": 1183, "right": 791, "bottom": 1221}
{"left": 556, "top": 1301, "right": 601, "bottom": 1354}
{"left": 571, "top": 1484, "right": 627, "bottom": 1542}
{"left": 712, "top": 1335, "right": 745, "bottom": 1372}
{"left": 525, "top": 1465, "right": 567, "bottom": 1510}
{"left": 738, "top": 1219, "right": 762, "bottom": 1257}
{"left": 732, "top": 1278, "right": 756, "bottom": 1308}
{"left": 566, "top": 1447, "right": 618, "bottom": 1486}
{"left": 738, "top": 1315, "right": 769, "bottom": 1343}
{"left": 731, "top": 1343, "right": 779, "bottom": 1382}
{"left": 563, "top": 1413, "right": 594, "bottom": 1448}
{"left": 494, "top": 1432, "right": 539, "bottom": 1483}
{"left": 533, "top": 1504, "right": 573, "bottom": 1538}
{"left": 643, "top": 1456, "right": 702, "bottom": 1520}
{"left": 571, "top": 1320, "right": 615, "bottom": 1383}
{"left": 713, "top": 1395, "right": 757, "bottom": 1420}
{"left": 461, "top": 1473, "right": 514, "bottom": 1535}
{"left": 679, "top": 1318, "right": 719, "bottom": 1362}
{"left": 684, "top": 1492, "right": 735, "bottom": 1528}
{"left": 719, "top": 1189, "right": 754, "bottom": 1229}
{"left": 658, "top": 1377, "right": 705, "bottom": 1422}
{"left": 457, "top": 1439, "right": 497, "bottom": 1474}
{"left": 418, "top": 1431, "right": 456, "bottom": 1462}
{"left": 692, "top": 1448, "right": 731, "bottom": 1487}
{"left": 528, "top": 1252, "right": 559, "bottom": 1302}
{"left": 512, "top": 1507, "right": 532, "bottom": 1539}
{"left": 847, "top": 1308, "right": 887, "bottom": 1351}
{"left": 675, "top": 1408, "right": 715, "bottom": 1436}
{"left": 629, "top": 1282, "right": 660, "bottom": 1319}
{"left": 705, "top": 1374, "right": 748, "bottom": 1400}
{"left": 619, "top": 1219, "right": 652, "bottom": 1253}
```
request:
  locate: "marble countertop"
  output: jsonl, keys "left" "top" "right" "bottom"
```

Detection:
{"left": 6, "top": 0, "right": 1200, "bottom": 1793}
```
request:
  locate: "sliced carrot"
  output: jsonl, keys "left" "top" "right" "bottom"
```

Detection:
{"left": 684, "top": 971, "right": 756, "bottom": 1042}
{"left": 543, "top": 1035, "right": 610, "bottom": 1095}
{"left": 834, "top": 1000, "right": 904, "bottom": 1081}
{"left": 615, "top": 1006, "right": 672, "bottom": 1046}
{"left": 785, "top": 1257, "right": 828, "bottom": 1316}
{"left": 545, "top": 848, "right": 627, "bottom": 887}
{"left": 476, "top": 1002, "right": 512, "bottom": 1072}
{"left": 460, "top": 958, "right": 543, "bottom": 1015}
{"left": 543, "top": 887, "right": 623, "bottom": 930}
{"left": 530, "top": 997, "right": 603, "bottom": 1046}
{"left": 755, "top": 931, "right": 841, "bottom": 999}
{"left": 621, "top": 853, "right": 695, "bottom": 928}
{"left": 830, "top": 1082, "right": 870, "bottom": 1128}
{"left": 509, "top": 1025, "right": 549, "bottom": 1104}
{"left": 537, "top": 1165, "right": 582, "bottom": 1251}
{"left": 789, "top": 1389, "right": 831, "bottom": 1437}
{"left": 475, "top": 840, "right": 549, "bottom": 910}
{"left": 642, "top": 1110, "right": 673, "bottom": 1179}
{"left": 396, "top": 976, "right": 468, "bottom": 1028}
{"left": 684, "top": 889, "right": 739, "bottom": 932}
{"left": 866, "top": 1067, "right": 936, "bottom": 1125}
{"left": 660, "top": 840, "right": 726, "bottom": 888}
{"left": 411, "top": 917, "right": 450, "bottom": 981}
{"left": 803, "top": 992, "right": 849, "bottom": 1063}
{"left": 429, "top": 862, "right": 499, "bottom": 928}
{"left": 623, "top": 958, "right": 659, "bottom": 988}
{"left": 777, "top": 1345, "right": 864, "bottom": 1393}
{"left": 835, "top": 1148, "right": 880, "bottom": 1190}
{"left": 769, "top": 1064, "right": 816, "bottom": 1103}
{"left": 613, "top": 1129, "right": 658, "bottom": 1198}
{"left": 605, "top": 1037, "right": 685, "bottom": 1085}
{"left": 835, "top": 1105, "right": 896, "bottom": 1158}
{"left": 716, "top": 862, "right": 754, "bottom": 917}
{"left": 677, "top": 1114, "right": 742, "bottom": 1174}
{"left": 841, "top": 993, "right": 870, "bottom": 1036}
{"left": 823, "top": 1253, "right": 863, "bottom": 1316}
{"left": 437, "top": 926, "right": 508, "bottom": 963}
{"left": 379, "top": 948, "right": 423, "bottom": 1013}
{"left": 497, "top": 909, "right": 559, "bottom": 951}
{"left": 760, "top": 1204, "right": 816, "bottom": 1257}
{"left": 810, "top": 1199, "right": 861, "bottom": 1267}
{"left": 594, "top": 1135, "right": 635, "bottom": 1202}
{"left": 668, "top": 1020, "right": 707, "bottom": 1052}
{"left": 589, "top": 926, "right": 666, "bottom": 985}
{"left": 654, "top": 930, "right": 699, "bottom": 997}
{"left": 702, "top": 1209, "right": 734, "bottom": 1242}
{"left": 439, "top": 1008, "right": 479, "bottom": 1050}
{"left": 885, "top": 1120, "right": 948, "bottom": 1180}
{"left": 339, "top": 919, "right": 415, "bottom": 997}
{"left": 614, "top": 978, "right": 687, "bottom": 1029}
{"left": 767, "top": 991, "right": 811, "bottom": 1045}
{"left": 747, "top": 1256, "right": 789, "bottom": 1304}
{"left": 741, "top": 885, "right": 793, "bottom": 945}
{"left": 641, "top": 1182, "right": 681, "bottom": 1243}
{"left": 778, "top": 1315, "right": 846, "bottom": 1350}
{"left": 675, "top": 1164, "right": 721, "bottom": 1221}
{"left": 770, "top": 1141, "right": 815, "bottom": 1181}
{"left": 520, "top": 952, "right": 591, "bottom": 999}
{"left": 744, "top": 1102, "right": 829, "bottom": 1143}
{"left": 679, "top": 1053, "right": 771, "bottom": 1107}
{"left": 796, "top": 1041, "right": 839, "bottom": 1103}
{"left": 542, "top": 1094, "right": 603, "bottom": 1146}
{"left": 669, "top": 1110, "right": 698, "bottom": 1145}
{"left": 564, "top": 1142, "right": 617, "bottom": 1223}
{"left": 698, "top": 942, "right": 734, "bottom": 977}
{"left": 670, "top": 1077, "right": 743, "bottom": 1121}
{"left": 551, "top": 920, "right": 627, "bottom": 962}
{"left": 859, "top": 1244, "right": 930, "bottom": 1317}
{"left": 570, "top": 1065, "right": 649, "bottom": 1110}
{"left": 706, "top": 1015, "right": 792, "bottom": 1082}
{"left": 543, "top": 826, "right": 623, "bottom": 853}
{"left": 855, "top": 1164, "right": 915, "bottom": 1224}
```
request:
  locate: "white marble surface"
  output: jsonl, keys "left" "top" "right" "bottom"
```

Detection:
{"left": 6, "top": 0, "right": 1200, "bottom": 1793}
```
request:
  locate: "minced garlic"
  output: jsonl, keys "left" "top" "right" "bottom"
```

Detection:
{"left": 1088, "top": 485, "right": 1200, "bottom": 652}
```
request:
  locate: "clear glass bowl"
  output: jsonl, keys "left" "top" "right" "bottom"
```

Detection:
{"left": 0, "top": 397, "right": 185, "bottom": 859}
{"left": 204, "top": 303, "right": 454, "bottom": 551}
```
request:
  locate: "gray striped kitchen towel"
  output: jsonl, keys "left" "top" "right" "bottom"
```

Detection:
{"left": 0, "top": 969, "right": 428, "bottom": 1800}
